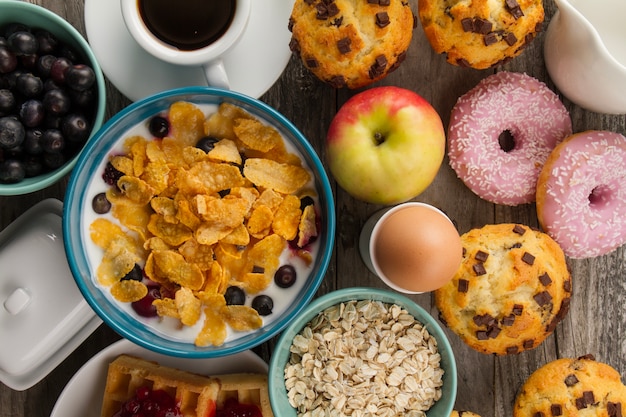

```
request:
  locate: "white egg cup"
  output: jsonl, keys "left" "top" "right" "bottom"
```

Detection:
{"left": 359, "top": 202, "right": 454, "bottom": 294}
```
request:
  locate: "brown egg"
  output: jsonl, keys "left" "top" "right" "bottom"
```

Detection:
{"left": 372, "top": 204, "right": 462, "bottom": 293}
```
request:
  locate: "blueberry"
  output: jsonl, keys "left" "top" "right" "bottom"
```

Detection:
{"left": 7, "top": 31, "right": 38, "bottom": 56}
{"left": 148, "top": 115, "right": 169, "bottom": 138}
{"left": 23, "top": 155, "right": 43, "bottom": 178}
{"left": 65, "top": 64, "right": 95, "bottom": 91}
{"left": 62, "top": 113, "right": 91, "bottom": 143}
{"left": 36, "top": 54, "right": 56, "bottom": 78}
{"left": 132, "top": 286, "right": 161, "bottom": 318}
{"left": 23, "top": 128, "right": 43, "bottom": 154}
{"left": 251, "top": 295, "right": 273, "bottom": 316}
{"left": 19, "top": 99, "right": 45, "bottom": 127}
{"left": 0, "top": 116, "right": 25, "bottom": 149}
{"left": 42, "top": 151, "right": 65, "bottom": 169}
{"left": 43, "top": 88, "right": 71, "bottom": 116}
{"left": 0, "top": 159, "right": 25, "bottom": 183}
{"left": 92, "top": 192, "right": 112, "bottom": 214}
{"left": 274, "top": 264, "right": 297, "bottom": 288}
{"left": 196, "top": 136, "right": 219, "bottom": 153}
{"left": 41, "top": 129, "right": 65, "bottom": 153}
{"left": 0, "top": 46, "right": 18, "bottom": 74}
{"left": 224, "top": 286, "right": 246, "bottom": 305}
{"left": 102, "top": 161, "right": 124, "bottom": 187}
{"left": 34, "top": 30, "right": 58, "bottom": 55}
{"left": 122, "top": 264, "right": 143, "bottom": 281}
{"left": 300, "top": 196, "right": 315, "bottom": 210}
{"left": 0, "top": 88, "right": 15, "bottom": 114}
{"left": 50, "top": 57, "right": 72, "bottom": 84}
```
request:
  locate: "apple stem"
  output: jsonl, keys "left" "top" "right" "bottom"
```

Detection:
{"left": 374, "top": 132, "right": 385, "bottom": 146}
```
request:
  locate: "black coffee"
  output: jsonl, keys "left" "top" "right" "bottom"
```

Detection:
{"left": 138, "top": 0, "right": 236, "bottom": 51}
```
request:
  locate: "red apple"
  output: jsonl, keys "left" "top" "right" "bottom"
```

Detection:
{"left": 326, "top": 86, "right": 446, "bottom": 205}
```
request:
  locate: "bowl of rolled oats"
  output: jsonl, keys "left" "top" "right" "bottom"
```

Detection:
{"left": 63, "top": 86, "right": 335, "bottom": 358}
{"left": 268, "top": 287, "right": 457, "bottom": 417}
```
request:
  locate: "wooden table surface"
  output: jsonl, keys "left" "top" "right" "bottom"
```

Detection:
{"left": 2, "top": 0, "right": 625, "bottom": 416}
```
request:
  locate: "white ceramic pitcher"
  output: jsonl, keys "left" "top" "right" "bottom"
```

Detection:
{"left": 544, "top": 0, "right": 626, "bottom": 114}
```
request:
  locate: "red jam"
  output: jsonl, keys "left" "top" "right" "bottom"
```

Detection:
{"left": 216, "top": 398, "right": 262, "bottom": 417}
{"left": 114, "top": 386, "right": 183, "bottom": 417}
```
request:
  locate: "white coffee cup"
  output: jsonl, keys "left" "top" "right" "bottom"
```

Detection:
{"left": 120, "top": 0, "right": 251, "bottom": 90}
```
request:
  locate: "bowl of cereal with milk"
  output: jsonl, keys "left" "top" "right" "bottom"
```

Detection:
{"left": 63, "top": 86, "right": 335, "bottom": 357}
{"left": 268, "top": 287, "right": 457, "bottom": 417}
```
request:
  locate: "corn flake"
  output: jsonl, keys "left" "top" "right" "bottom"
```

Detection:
{"left": 111, "top": 280, "right": 148, "bottom": 302}
{"left": 243, "top": 158, "right": 311, "bottom": 194}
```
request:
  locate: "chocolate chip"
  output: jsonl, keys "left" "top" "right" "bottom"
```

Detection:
{"left": 502, "top": 314, "right": 515, "bottom": 326}
{"left": 327, "top": 2, "right": 340, "bottom": 17}
{"left": 533, "top": 413, "right": 545, "bottom": 417}
{"left": 523, "top": 339, "right": 534, "bottom": 349}
{"left": 288, "top": 17, "right": 295, "bottom": 32}
{"left": 525, "top": 33, "right": 535, "bottom": 44}
{"left": 473, "top": 263, "right": 487, "bottom": 276}
{"left": 476, "top": 330, "right": 489, "bottom": 340}
{"left": 316, "top": 3, "right": 329, "bottom": 19}
{"left": 608, "top": 402, "right": 623, "bottom": 417}
{"left": 473, "top": 313, "right": 496, "bottom": 327}
{"left": 332, "top": 16, "right": 343, "bottom": 27}
{"left": 461, "top": 18, "right": 474, "bottom": 32}
{"left": 306, "top": 58, "right": 319, "bottom": 68}
{"left": 379, "top": 0, "right": 390, "bottom": 5}
{"left": 289, "top": 37, "right": 300, "bottom": 53}
{"left": 368, "top": 0, "right": 379, "bottom": 3}
{"left": 505, "top": 0, "right": 524, "bottom": 19}
{"left": 522, "top": 252, "right": 535, "bottom": 265}
{"left": 535, "top": 22, "right": 544, "bottom": 32}
{"left": 487, "top": 326, "right": 501, "bottom": 338}
{"left": 578, "top": 353, "right": 596, "bottom": 361}
{"left": 484, "top": 33, "right": 498, "bottom": 46}
{"left": 564, "top": 280, "right": 572, "bottom": 292}
{"left": 475, "top": 250, "right": 489, "bottom": 262}
{"left": 304, "top": 0, "right": 315, "bottom": 4}
{"left": 252, "top": 265, "right": 265, "bottom": 273}
{"left": 539, "top": 273, "right": 552, "bottom": 286}
{"left": 564, "top": 374, "right": 579, "bottom": 386}
{"left": 328, "top": 75, "right": 346, "bottom": 88}
{"left": 368, "top": 54, "right": 387, "bottom": 78}
{"left": 575, "top": 398, "right": 587, "bottom": 410}
{"left": 458, "top": 279, "right": 469, "bottom": 293}
{"left": 510, "top": 242, "right": 522, "bottom": 249}
{"left": 583, "top": 391, "right": 595, "bottom": 405}
{"left": 376, "top": 11, "right": 390, "bottom": 28}
{"left": 506, "top": 346, "right": 519, "bottom": 354}
{"left": 457, "top": 58, "right": 471, "bottom": 67}
{"left": 513, "top": 224, "right": 526, "bottom": 235}
{"left": 475, "top": 18, "right": 493, "bottom": 34}
{"left": 513, "top": 304, "right": 524, "bottom": 315}
{"left": 551, "top": 404, "right": 563, "bottom": 416}
{"left": 337, "top": 37, "right": 351, "bottom": 54}
{"left": 534, "top": 291, "right": 552, "bottom": 307}
{"left": 505, "top": 32, "right": 518, "bottom": 46}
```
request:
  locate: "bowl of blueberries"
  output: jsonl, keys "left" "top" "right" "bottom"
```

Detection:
{"left": 0, "top": 1, "right": 106, "bottom": 195}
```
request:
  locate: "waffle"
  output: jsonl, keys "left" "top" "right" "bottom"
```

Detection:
{"left": 101, "top": 354, "right": 273, "bottom": 417}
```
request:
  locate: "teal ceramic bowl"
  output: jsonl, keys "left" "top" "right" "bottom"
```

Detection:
{"left": 269, "top": 287, "right": 457, "bottom": 417}
{"left": 64, "top": 86, "right": 335, "bottom": 358}
{"left": 0, "top": 0, "right": 106, "bottom": 195}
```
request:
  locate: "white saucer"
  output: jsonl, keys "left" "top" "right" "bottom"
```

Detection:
{"left": 50, "top": 339, "right": 268, "bottom": 417}
{"left": 84, "top": 0, "right": 293, "bottom": 101}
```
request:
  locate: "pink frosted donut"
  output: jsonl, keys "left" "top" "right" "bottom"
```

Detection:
{"left": 536, "top": 131, "right": 626, "bottom": 259}
{"left": 448, "top": 71, "right": 572, "bottom": 205}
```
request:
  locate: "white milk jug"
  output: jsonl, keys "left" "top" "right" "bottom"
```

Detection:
{"left": 544, "top": 0, "right": 626, "bottom": 114}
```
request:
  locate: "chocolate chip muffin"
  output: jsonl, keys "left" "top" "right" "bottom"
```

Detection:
{"left": 288, "top": 0, "right": 415, "bottom": 89}
{"left": 513, "top": 355, "right": 626, "bottom": 417}
{"left": 418, "top": 0, "right": 544, "bottom": 69}
{"left": 451, "top": 411, "right": 482, "bottom": 417}
{"left": 435, "top": 223, "right": 572, "bottom": 355}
